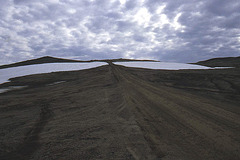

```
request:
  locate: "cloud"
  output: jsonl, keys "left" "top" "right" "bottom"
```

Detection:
{"left": 0, "top": 0, "right": 239, "bottom": 64}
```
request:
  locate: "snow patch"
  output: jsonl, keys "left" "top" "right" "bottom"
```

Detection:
{"left": 0, "top": 62, "right": 107, "bottom": 84}
{"left": 47, "top": 81, "right": 66, "bottom": 86}
{"left": 0, "top": 86, "right": 27, "bottom": 93}
{"left": 114, "top": 62, "right": 212, "bottom": 70}
{"left": 211, "top": 67, "right": 233, "bottom": 69}
{"left": 0, "top": 88, "right": 9, "bottom": 93}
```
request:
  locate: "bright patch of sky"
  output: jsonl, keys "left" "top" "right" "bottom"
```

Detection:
{"left": 119, "top": 0, "right": 126, "bottom": 5}
{"left": 133, "top": 7, "right": 151, "bottom": 27}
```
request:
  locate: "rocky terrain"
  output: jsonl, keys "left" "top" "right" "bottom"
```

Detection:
{"left": 0, "top": 57, "right": 239, "bottom": 159}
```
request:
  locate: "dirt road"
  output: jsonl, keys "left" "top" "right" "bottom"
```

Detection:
{"left": 0, "top": 63, "right": 239, "bottom": 159}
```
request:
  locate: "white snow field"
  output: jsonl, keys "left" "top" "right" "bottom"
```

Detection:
{"left": 0, "top": 62, "right": 107, "bottom": 84}
{"left": 114, "top": 62, "right": 212, "bottom": 70}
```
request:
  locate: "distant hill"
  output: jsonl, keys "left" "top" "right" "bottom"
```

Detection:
{"left": 195, "top": 56, "right": 240, "bottom": 68}
{"left": 0, "top": 56, "right": 92, "bottom": 69}
{"left": 0, "top": 56, "right": 157, "bottom": 69}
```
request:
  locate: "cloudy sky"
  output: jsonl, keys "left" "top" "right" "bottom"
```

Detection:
{"left": 0, "top": 0, "right": 240, "bottom": 64}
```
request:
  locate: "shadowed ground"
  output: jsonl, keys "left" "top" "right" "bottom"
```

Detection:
{"left": 0, "top": 63, "right": 239, "bottom": 159}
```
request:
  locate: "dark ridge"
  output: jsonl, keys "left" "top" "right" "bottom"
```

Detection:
{"left": 102, "top": 58, "right": 158, "bottom": 62}
{"left": 0, "top": 57, "right": 158, "bottom": 69}
{"left": 0, "top": 56, "right": 93, "bottom": 69}
{"left": 194, "top": 56, "right": 240, "bottom": 68}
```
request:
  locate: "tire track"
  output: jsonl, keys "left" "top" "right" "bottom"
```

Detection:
{"left": 1, "top": 100, "right": 53, "bottom": 160}
{"left": 110, "top": 63, "right": 240, "bottom": 160}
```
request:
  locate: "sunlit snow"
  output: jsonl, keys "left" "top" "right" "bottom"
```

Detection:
{"left": 0, "top": 62, "right": 107, "bottom": 84}
{"left": 114, "top": 62, "right": 212, "bottom": 70}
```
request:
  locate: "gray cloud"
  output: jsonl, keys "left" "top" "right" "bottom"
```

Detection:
{"left": 0, "top": 0, "right": 239, "bottom": 65}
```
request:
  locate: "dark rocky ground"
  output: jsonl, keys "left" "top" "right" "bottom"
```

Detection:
{"left": 0, "top": 59, "right": 239, "bottom": 159}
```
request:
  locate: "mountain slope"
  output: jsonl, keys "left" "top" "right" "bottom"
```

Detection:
{"left": 195, "top": 56, "right": 240, "bottom": 68}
